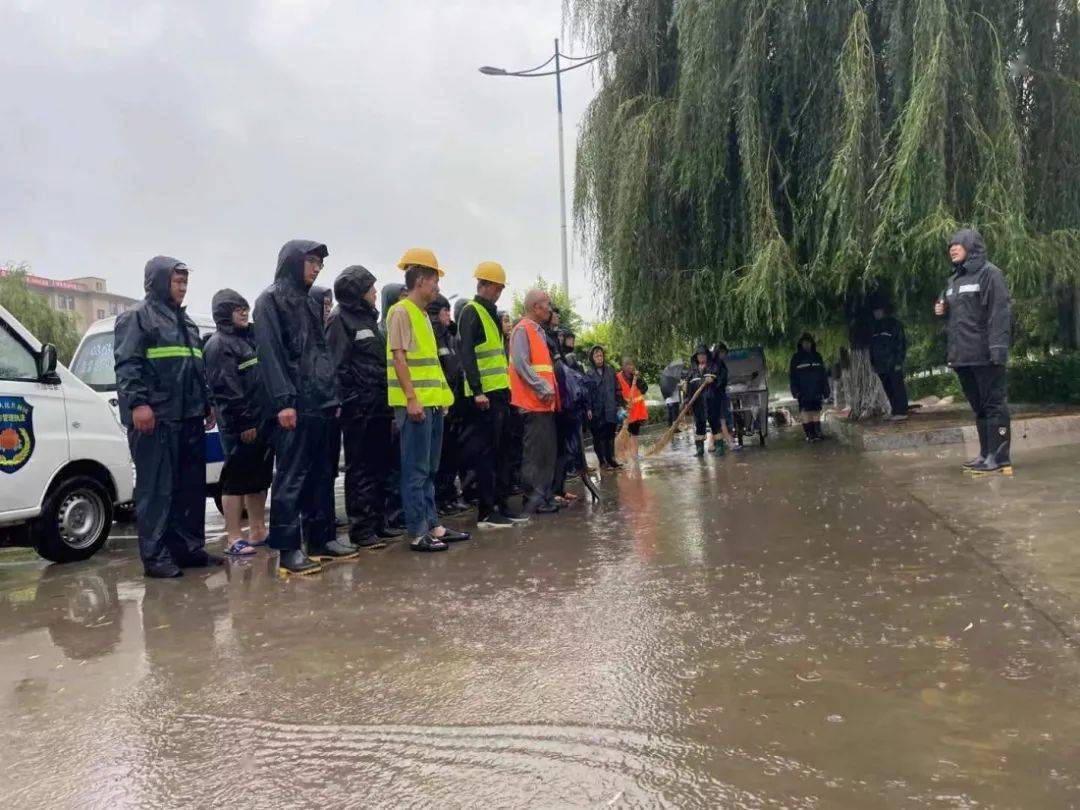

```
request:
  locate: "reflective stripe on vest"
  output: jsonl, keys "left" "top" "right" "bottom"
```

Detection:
{"left": 508, "top": 320, "right": 558, "bottom": 413}
{"left": 385, "top": 299, "right": 455, "bottom": 408}
{"left": 146, "top": 345, "right": 203, "bottom": 360}
{"left": 238, "top": 357, "right": 258, "bottom": 371}
{"left": 463, "top": 301, "right": 510, "bottom": 396}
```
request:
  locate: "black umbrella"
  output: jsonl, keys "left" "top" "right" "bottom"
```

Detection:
{"left": 659, "top": 361, "right": 686, "bottom": 399}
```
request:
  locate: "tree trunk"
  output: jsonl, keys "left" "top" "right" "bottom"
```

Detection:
{"left": 840, "top": 348, "right": 890, "bottom": 421}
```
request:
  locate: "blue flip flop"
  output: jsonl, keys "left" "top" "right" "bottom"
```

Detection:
{"left": 225, "top": 539, "right": 258, "bottom": 557}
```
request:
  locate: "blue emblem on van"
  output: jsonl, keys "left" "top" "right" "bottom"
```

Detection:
{"left": 0, "top": 397, "right": 34, "bottom": 474}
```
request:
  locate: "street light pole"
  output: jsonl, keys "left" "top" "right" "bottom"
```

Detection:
{"left": 554, "top": 39, "right": 569, "bottom": 294}
{"left": 480, "top": 42, "right": 605, "bottom": 298}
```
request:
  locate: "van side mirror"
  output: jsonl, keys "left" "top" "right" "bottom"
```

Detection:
{"left": 38, "top": 343, "right": 60, "bottom": 383}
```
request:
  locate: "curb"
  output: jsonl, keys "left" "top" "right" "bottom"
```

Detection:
{"left": 823, "top": 413, "right": 1080, "bottom": 453}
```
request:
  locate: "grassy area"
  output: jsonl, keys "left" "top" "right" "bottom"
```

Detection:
{"left": 908, "top": 353, "right": 1080, "bottom": 404}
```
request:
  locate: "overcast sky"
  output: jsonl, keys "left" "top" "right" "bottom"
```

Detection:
{"left": 0, "top": 0, "right": 601, "bottom": 320}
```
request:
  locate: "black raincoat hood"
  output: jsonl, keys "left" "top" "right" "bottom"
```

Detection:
{"left": 589, "top": 344, "right": 607, "bottom": 367}
{"left": 334, "top": 265, "right": 376, "bottom": 312}
{"left": 309, "top": 285, "right": 332, "bottom": 306}
{"left": 796, "top": 332, "right": 817, "bottom": 352}
{"left": 211, "top": 288, "right": 249, "bottom": 332}
{"left": 275, "top": 239, "right": 328, "bottom": 290}
{"left": 692, "top": 343, "right": 710, "bottom": 362}
{"left": 453, "top": 298, "right": 468, "bottom": 323}
{"left": 426, "top": 294, "right": 450, "bottom": 317}
{"left": 381, "top": 283, "right": 405, "bottom": 312}
{"left": 949, "top": 228, "right": 987, "bottom": 273}
{"left": 144, "top": 256, "right": 187, "bottom": 305}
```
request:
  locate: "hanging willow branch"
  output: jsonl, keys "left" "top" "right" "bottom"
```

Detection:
{"left": 568, "top": 0, "right": 1080, "bottom": 356}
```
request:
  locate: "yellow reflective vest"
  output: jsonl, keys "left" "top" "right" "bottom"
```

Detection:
{"left": 462, "top": 301, "right": 510, "bottom": 396}
{"left": 386, "top": 299, "right": 455, "bottom": 407}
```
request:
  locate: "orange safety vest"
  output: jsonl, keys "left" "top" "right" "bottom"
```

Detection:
{"left": 618, "top": 372, "right": 648, "bottom": 423}
{"left": 509, "top": 320, "right": 559, "bottom": 413}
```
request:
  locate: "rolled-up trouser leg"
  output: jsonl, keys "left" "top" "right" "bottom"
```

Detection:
{"left": 522, "top": 412, "right": 557, "bottom": 508}
{"left": 170, "top": 417, "right": 208, "bottom": 562}
{"left": 129, "top": 425, "right": 176, "bottom": 570}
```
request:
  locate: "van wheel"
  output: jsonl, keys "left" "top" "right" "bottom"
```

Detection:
{"left": 34, "top": 476, "right": 113, "bottom": 563}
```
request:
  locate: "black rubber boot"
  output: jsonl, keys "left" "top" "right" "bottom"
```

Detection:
{"left": 377, "top": 523, "right": 404, "bottom": 539}
{"left": 179, "top": 551, "right": 224, "bottom": 568}
{"left": 802, "top": 423, "right": 813, "bottom": 442}
{"left": 145, "top": 562, "right": 183, "bottom": 578}
{"left": 972, "top": 419, "right": 1013, "bottom": 476}
{"left": 279, "top": 550, "right": 322, "bottom": 575}
{"left": 308, "top": 539, "right": 360, "bottom": 562}
{"left": 962, "top": 419, "right": 989, "bottom": 472}
{"left": 694, "top": 441, "right": 705, "bottom": 457}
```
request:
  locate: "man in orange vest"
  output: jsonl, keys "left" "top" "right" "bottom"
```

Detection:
{"left": 509, "top": 289, "right": 560, "bottom": 514}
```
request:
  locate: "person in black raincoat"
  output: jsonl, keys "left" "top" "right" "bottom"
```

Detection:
{"left": 552, "top": 330, "right": 592, "bottom": 499}
{"left": 253, "top": 240, "right": 352, "bottom": 575}
{"left": 326, "top": 266, "right": 402, "bottom": 548}
{"left": 310, "top": 284, "right": 347, "bottom": 534}
{"left": 870, "top": 304, "right": 909, "bottom": 420}
{"left": 114, "top": 257, "right": 218, "bottom": 577}
{"left": 586, "top": 345, "right": 622, "bottom": 469}
{"left": 686, "top": 345, "right": 726, "bottom": 457}
{"left": 428, "top": 294, "right": 467, "bottom": 514}
{"left": 935, "top": 228, "right": 1013, "bottom": 475}
{"left": 789, "top": 333, "right": 830, "bottom": 442}
{"left": 203, "top": 289, "right": 273, "bottom": 557}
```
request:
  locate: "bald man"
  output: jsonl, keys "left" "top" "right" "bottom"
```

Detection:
{"left": 508, "top": 289, "right": 560, "bottom": 514}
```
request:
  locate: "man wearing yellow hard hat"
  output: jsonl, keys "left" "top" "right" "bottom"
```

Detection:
{"left": 457, "top": 261, "right": 529, "bottom": 529}
{"left": 385, "top": 248, "right": 470, "bottom": 552}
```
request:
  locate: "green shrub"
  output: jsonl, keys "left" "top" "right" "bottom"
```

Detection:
{"left": 906, "top": 353, "right": 1080, "bottom": 404}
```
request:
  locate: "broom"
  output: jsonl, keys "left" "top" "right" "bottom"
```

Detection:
{"left": 645, "top": 379, "right": 712, "bottom": 457}
{"left": 613, "top": 374, "right": 639, "bottom": 461}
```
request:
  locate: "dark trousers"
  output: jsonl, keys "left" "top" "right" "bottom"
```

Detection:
{"left": 692, "top": 397, "right": 724, "bottom": 439}
{"left": 129, "top": 418, "right": 206, "bottom": 570}
{"left": 878, "top": 369, "right": 909, "bottom": 416}
{"left": 268, "top": 410, "right": 336, "bottom": 552}
{"left": 436, "top": 405, "right": 463, "bottom": 505}
{"left": 590, "top": 419, "right": 616, "bottom": 466}
{"left": 666, "top": 401, "right": 681, "bottom": 426}
{"left": 522, "top": 411, "right": 557, "bottom": 508}
{"left": 342, "top": 407, "right": 391, "bottom": 542}
{"left": 553, "top": 416, "right": 583, "bottom": 495}
{"left": 956, "top": 366, "right": 1009, "bottom": 422}
{"left": 459, "top": 393, "right": 512, "bottom": 517}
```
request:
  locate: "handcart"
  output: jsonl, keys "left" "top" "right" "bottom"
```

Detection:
{"left": 725, "top": 346, "right": 768, "bottom": 447}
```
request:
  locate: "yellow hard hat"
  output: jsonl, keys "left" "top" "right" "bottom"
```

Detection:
{"left": 474, "top": 260, "right": 507, "bottom": 286}
{"left": 397, "top": 247, "right": 444, "bottom": 277}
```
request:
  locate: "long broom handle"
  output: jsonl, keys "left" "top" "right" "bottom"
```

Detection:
{"left": 673, "top": 377, "right": 713, "bottom": 423}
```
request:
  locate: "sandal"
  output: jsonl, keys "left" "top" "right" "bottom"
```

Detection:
{"left": 225, "top": 539, "right": 258, "bottom": 557}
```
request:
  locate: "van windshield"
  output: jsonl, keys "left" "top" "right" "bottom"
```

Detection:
{"left": 70, "top": 332, "right": 116, "bottom": 391}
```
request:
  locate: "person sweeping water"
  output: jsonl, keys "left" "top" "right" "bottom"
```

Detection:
{"left": 615, "top": 358, "right": 648, "bottom": 460}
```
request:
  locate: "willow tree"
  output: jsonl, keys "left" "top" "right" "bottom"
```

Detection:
{"left": 568, "top": 0, "right": 1080, "bottom": 413}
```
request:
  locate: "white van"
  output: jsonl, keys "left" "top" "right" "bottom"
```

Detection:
{"left": 0, "top": 304, "right": 134, "bottom": 562}
{"left": 70, "top": 314, "right": 227, "bottom": 508}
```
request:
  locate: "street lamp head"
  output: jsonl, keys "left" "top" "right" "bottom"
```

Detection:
{"left": 479, "top": 66, "right": 508, "bottom": 76}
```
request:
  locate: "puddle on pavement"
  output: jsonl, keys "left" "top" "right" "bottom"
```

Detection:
{"left": 2, "top": 429, "right": 1080, "bottom": 807}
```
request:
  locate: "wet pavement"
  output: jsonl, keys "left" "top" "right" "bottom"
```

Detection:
{"left": 3, "top": 428, "right": 1080, "bottom": 808}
